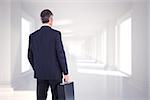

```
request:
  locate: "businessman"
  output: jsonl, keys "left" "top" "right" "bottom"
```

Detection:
{"left": 28, "top": 9, "right": 69, "bottom": 100}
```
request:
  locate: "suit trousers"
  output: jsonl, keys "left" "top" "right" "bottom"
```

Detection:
{"left": 37, "top": 79, "right": 62, "bottom": 100}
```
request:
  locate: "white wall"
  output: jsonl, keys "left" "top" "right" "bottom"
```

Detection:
{"left": 0, "top": 0, "right": 11, "bottom": 87}
{"left": 121, "top": 2, "right": 148, "bottom": 100}
{"left": 0, "top": 0, "right": 22, "bottom": 88}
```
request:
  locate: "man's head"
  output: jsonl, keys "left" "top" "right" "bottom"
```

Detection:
{"left": 40, "top": 9, "right": 53, "bottom": 26}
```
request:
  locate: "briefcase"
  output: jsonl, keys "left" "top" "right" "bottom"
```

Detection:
{"left": 57, "top": 82, "right": 75, "bottom": 100}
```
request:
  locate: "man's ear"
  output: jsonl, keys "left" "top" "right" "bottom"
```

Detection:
{"left": 48, "top": 17, "right": 51, "bottom": 22}
{"left": 49, "top": 17, "right": 53, "bottom": 25}
{"left": 49, "top": 17, "right": 53, "bottom": 23}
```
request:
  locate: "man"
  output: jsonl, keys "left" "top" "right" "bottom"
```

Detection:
{"left": 28, "top": 9, "right": 69, "bottom": 100}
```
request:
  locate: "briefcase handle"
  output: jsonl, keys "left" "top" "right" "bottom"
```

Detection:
{"left": 60, "top": 81, "right": 74, "bottom": 85}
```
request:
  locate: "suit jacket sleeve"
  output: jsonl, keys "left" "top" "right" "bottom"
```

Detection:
{"left": 56, "top": 32, "right": 68, "bottom": 75}
{"left": 28, "top": 35, "right": 35, "bottom": 70}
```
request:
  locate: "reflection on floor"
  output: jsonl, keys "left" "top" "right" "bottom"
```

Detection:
{"left": 7, "top": 71, "right": 53, "bottom": 100}
{"left": 12, "top": 71, "right": 36, "bottom": 90}
{"left": 6, "top": 65, "right": 148, "bottom": 100}
{"left": 0, "top": 90, "right": 52, "bottom": 100}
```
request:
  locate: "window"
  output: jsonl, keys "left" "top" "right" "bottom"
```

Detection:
{"left": 115, "top": 17, "right": 132, "bottom": 75}
{"left": 21, "top": 17, "right": 31, "bottom": 73}
{"left": 116, "top": 17, "right": 132, "bottom": 75}
{"left": 99, "top": 30, "right": 107, "bottom": 64}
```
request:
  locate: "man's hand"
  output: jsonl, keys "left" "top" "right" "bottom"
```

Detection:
{"left": 64, "top": 75, "right": 69, "bottom": 82}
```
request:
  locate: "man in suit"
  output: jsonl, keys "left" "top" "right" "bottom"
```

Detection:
{"left": 28, "top": 9, "right": 69, "bottom": 100}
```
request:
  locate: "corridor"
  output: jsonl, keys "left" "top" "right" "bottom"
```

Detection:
{"left": 0, "top": 0, "right": 150, "bottom": 100}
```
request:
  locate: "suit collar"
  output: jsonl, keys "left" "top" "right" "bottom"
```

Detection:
{"left": 41, "top": 26, "right": 52, "bottom": 29}
{"left": 41, "top": 23, "right": 52, "bottom": 28}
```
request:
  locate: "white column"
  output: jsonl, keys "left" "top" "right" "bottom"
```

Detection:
{"left": 10, "top": 0, "right": 21, "bottom": 84}
{"left": 0, "top": 0, "right": 11, "bottom": 87}
{"left": 107, "top": 20, "right": 116, "bottom": 68}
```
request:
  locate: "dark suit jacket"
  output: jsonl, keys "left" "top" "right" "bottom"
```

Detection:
{"left": 28, "top": 26, "right": 68, "bottom": 80}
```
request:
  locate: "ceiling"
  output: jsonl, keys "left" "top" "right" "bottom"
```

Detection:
{"left": 20, "top": 0, "right": 134, "bottom": 39}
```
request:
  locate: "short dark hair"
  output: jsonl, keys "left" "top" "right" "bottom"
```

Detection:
{"left": 40, "top": 9, "right": 53, "bottom": 23}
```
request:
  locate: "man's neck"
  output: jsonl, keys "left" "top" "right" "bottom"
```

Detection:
{"left": 42, "top": 23, "right": 51, "bottom": 27}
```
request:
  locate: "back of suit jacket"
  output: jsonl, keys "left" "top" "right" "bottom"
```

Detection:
{"left": 28, "top": 26, "right": 68, "bottom": 80}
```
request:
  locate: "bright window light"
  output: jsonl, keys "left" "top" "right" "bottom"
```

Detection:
{"left": 119, "top": 17, "right": 132, "bottom": 75}
{"left": 78, "top": 68, "right": 128, "bottom": 77}
{"left": 115, "top": 25, "right": 118, "bottom": 66}
{"left": 21, "top": 17, "right": 31, "bottom": 73}
{"left": 68, "top": 41, "right": 85, "bottom": 59}
{"left": 100, "top": 30, "right": 107, "bottom": 64}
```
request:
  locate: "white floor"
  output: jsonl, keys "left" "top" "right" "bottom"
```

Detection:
{"left": 0, "top": 87, "right": 52, "bottom": 100}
